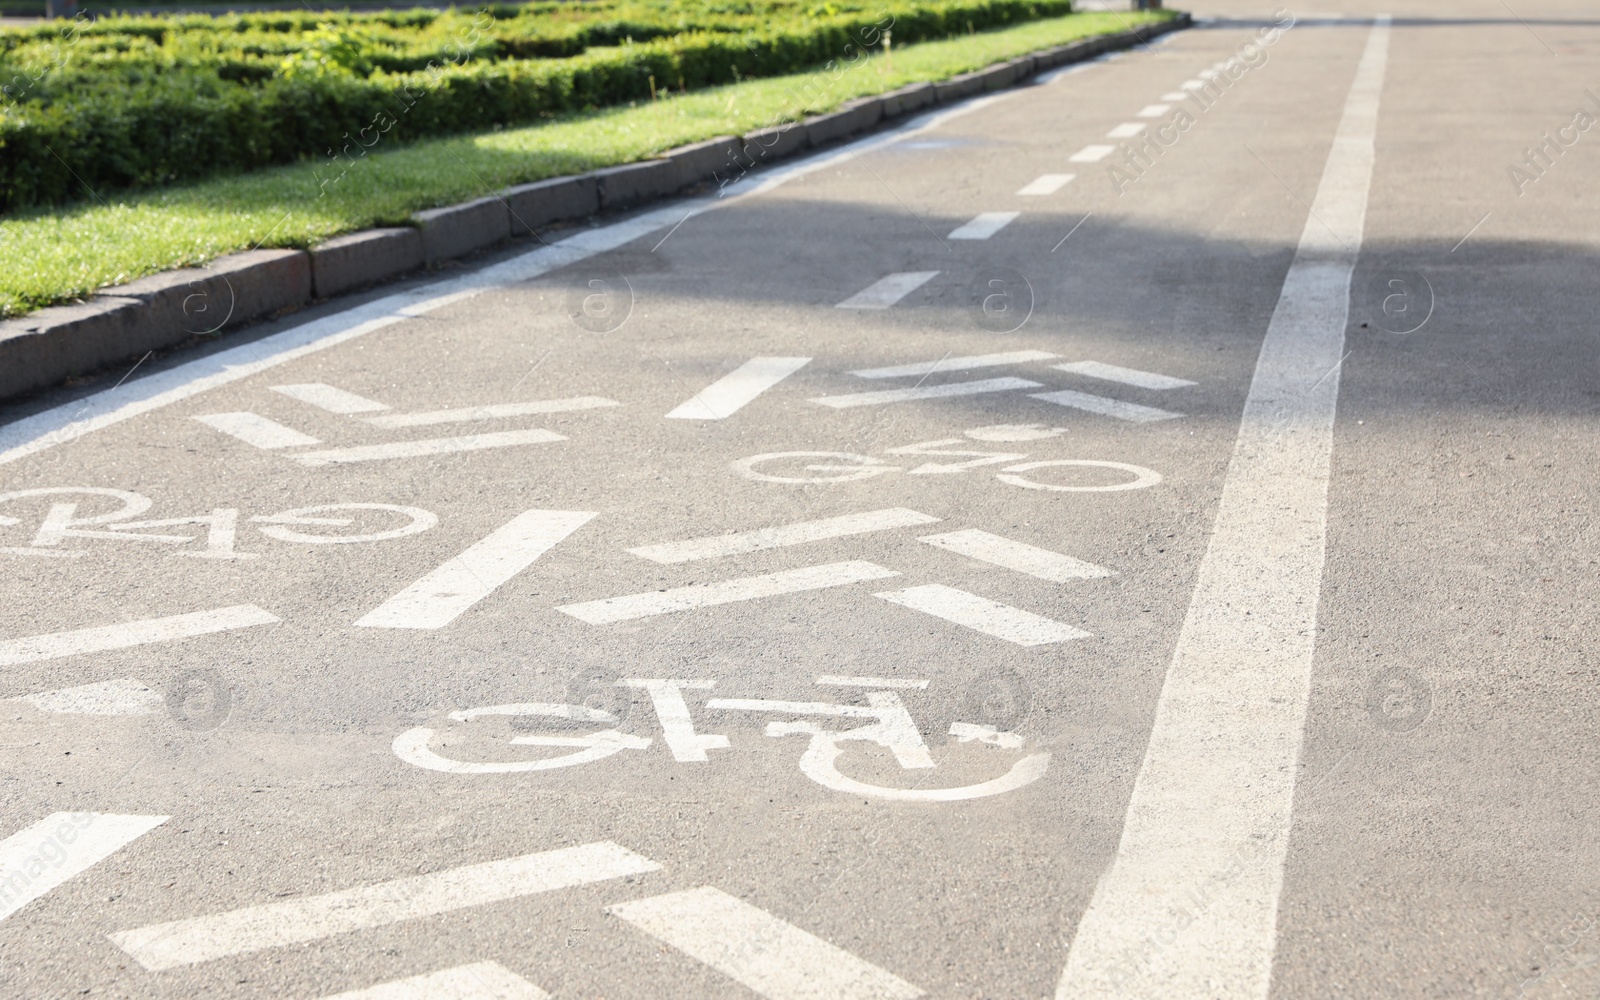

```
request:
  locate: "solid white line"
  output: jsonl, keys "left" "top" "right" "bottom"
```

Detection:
{"left": 1, "top": 813, "right": 169, "bottom": 923}
{"left": 874, "top": 584, "right": 1088, "bottom": 646}
{"left": 627, "top": 508, "right": 938, "bottom": 563}
{"left": 835, "top": 271, "right": 940, "bottom": 309}
{"left": 919, "top": 529, "right": 1114, "bottom": 582}
{"left": 816, "top": 675, "right": 929, "bottom": 689}
{"left": 812, "top": 377, "right": 1040, "bottom": 409}
{"left": 1106, "top": 123, "right": 1147, "bottom": 139}
{"left": 1029, "top": 390, "right": 1181, "bottom": 423}
{"left": 10, "top": 678, "right": 163, "bottom": 716}
{"left": 664, "top": 357, "right": 812, "bottom": 420}
{"left": 1057, "top": 18, "right": 1391, "bottom": 1000}
{"left": 608, "top": 886, "right": 923, "bottom": 1000}
{"left": 1055, "top": 361, "right": 1196, "bottom": 390}
{"left": 1069, "top": 145, "right": 1117, "bottom": 163}
{"left": 365, "top": 397, "right": 618, "bottom": 428}
{"left": 947, "top": 211, "right": 1020, "bottom": 240}
{"left": 357, "top": 510, "right": 596, "bottom": 629}
{"left": 1017, "top": 173, "right": 1075, "bottom": 196}
{"left": 193, "top": 412, "right": 319, "bottom": 450}
{"left": 850, "top": 350, "right": 1055, "bottom": 379}
{"left": 110, "top": 841, "right": 659, "bottom": 971}
{"left": 318, "top": 962, "right": 550, "bottom": 1000}
{"left": 288, "top": 428, "right": 565, "bottom": 466}
{"left": 558, "top": 561, "right": 898, "bottom": 624}
{"left": 1136, "top": 104, "right": 1171, "bottom": 118}
{"left": 269, "top": 383, "right": 390, "bottom": 413}
{"left": 0, "top": 605, "right": 279, "bottom": 667}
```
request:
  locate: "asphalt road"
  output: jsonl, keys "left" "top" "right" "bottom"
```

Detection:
{"left": 2, "top": 3, "right": 1598, "bottom": 998}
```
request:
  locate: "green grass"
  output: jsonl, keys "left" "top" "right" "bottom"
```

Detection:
{"left": 0, "top": 10, "right": 1169, "bottom": 318}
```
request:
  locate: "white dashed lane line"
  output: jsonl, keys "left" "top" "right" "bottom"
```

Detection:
{"left": 664, "top": 356, "right": 812, "bottom": 420}
{"left": 835, "top": 271, "right": 941, "bottom": 309}
{"left": 1069, "top": 144, "right": 1117, "bottom": 163}
{"left": 947, "top": 211, "right": 1020, "bottom": 240}
{"left": 1017, "top": 173, "right": 1076, "bottom": 195}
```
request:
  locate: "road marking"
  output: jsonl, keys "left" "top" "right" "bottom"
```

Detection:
{"left": 919, "top": 529, "right": 1114, "bottom": 582}
{"left": 366, "top": 398, "right": 618, "bottom": 428}
{"left": 1029, "top": 390, "right": 1181, "bottom": 423}
{"left": 1017, "top": 174, "right": 1075, "bottom": 196}
{"left": 627, "top": 508, "right": 939, "bottom": 564}
{"left": 269, "top": 383, "right": 390, "bottom": 414}
{"left": 110, "top": 841, "right": 659, "bottom": 971}
{"left": 357, "top": 510, "right": 595, "bottom": 629}
{"left": 1057, "top": 18, "right": 1392, "bottom": 1000}
{"left": 947, "top": 211, "right": 1020, "bottom": 240}
{"left": 1106, "top": 123, "right": 1147, "bottom": 139}
{"left": 9, "top": 677, "right": 162, "bottom": 715}
{"left": 1180, "top": 80, "right": 1205, "bottom": 91}
{"left": 850, "top": 350, "right": 1055, "bottom": 379}
{"left": 835, "top": 271, "right": 940, "bottom": 309}
{"left": 0, "top": 605, "right": 279, "bottom": 667}
{"left": 1136, "top": 104, "right": 1171, "bottom": 117}
{"left": 875, "top": 584, "right": 1088, "bottom": 646}
{"left": 816, "top": 676, "right": 929, "bottom": 689}
{"left": 1054, "top": 361, "right": 1196, "bottom": 390}
{"left": 559, "top": 561, "right": 899, "bottom": 625}
{"left": 618, "top": 680, "right": 728, "bottom": 762}
{"left": 1, "top": 813, "right": 169, "bottom": 923}
{"left": 1161, "top": 92, "right": 1188, "bottom": 100}
{"left": 193, "top": 412, "right": 319, "bottom": 450}
{"left": 812, "top": 377, "right": 1040, "bottom": 409}
{"left": 318, "top": 962, "right": 550, "bottom": 1000}
{"left": 1068, "top": 145, "right": 1116, "bottom": 163}
{"left": 608, "top": 886, "right": 923, "bottom": 1000}
{"left": 664, "top": 357, "right": 812, "bottom": 420}
{"left": 288, "top": 428, "right": 565, "bottom": 466}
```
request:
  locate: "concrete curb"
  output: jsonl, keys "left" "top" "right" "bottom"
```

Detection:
{"left": 0, "top": 13, "right": 1190, "bottom": 404}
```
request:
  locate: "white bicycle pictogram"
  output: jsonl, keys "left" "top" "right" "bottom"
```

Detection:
{"left": 731, "top": 441, "right": 1161, "bottom": 493}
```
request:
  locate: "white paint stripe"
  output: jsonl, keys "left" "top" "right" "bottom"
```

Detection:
{"left": 1161, "top": 92, "right": 1188, "bottom": 101}
{"left": 318, "top": 962, "right": 550, "bottom": 1000}
{"left": 269, "top": 383, "right": 389, "bottom": 413}
{"left": 875, "top": 584, "right": 1088, "bottom": 646}
{"left": 365, "top": 398, "right": 618, "bottom": 428}
{"left": 919, "top": 529, "right": 1114, "bottom": 582}
{"left": 559, "top": 561, "right": 898, "bottom": 625}
{"left": 1069, "top": 145, "right": 1116, "bottom": 163}
{"left": 110, "top": 841, "right": 658, "bottom": 971}
{"left": 1057, "top": 19, "right": 1391, "bottom": 1000}
{"left": 947, "top": 211, "right": 1020, "bottom": 240}
{"left": 288, "top": 428, "right": 565, "bottom": 466}
{"left": 1106, "top": 123, "right": 1147, "bottom": 139}
{"left": 193, "top": 412, "right": 319, "bottom": 450}
{"left": 1180, "top": 80, "right": 1206, "bottom": 90}
{"left": 1054, "top": 361, "right": 1196, "bottom": 390}
{"left": 665, "top": 357, "right": 811, "bottom": 420}
{"left": 850, "top": 350, "right": 1056, "bottom": 379}
{"left": 627, "top": 508, "right": 938, "bottom": 564}
{"left": 1, "top": 813, "right": 169, "bottom": 922}
{"left": 0, "top": 605, "right": 279, "bottom": 667}
{"left": 1136, "top": 104, "right": 1171, "bottom": 117}
{"left": 812, "top": 377, "right": 1040, "bottom": 409}
{"left": 10, "top": 677, "right": 162, "bottom": 715}
{"left": 1029, "top": 390, "right": 1181, "bottom": 423}
{"left": 816, "top": 676, "right": 929, "bottom": 689}
{"left": 608, "top": 886, "right": 923, "bottom": 1000}
{"left": 835, "top": 271, "right": 940, "bottom": 309}
{"left": 356, "top": 510, "right": 595, "bottom": 629}
{"left": 1017, "top": 173, "right": 1075, "bottom": 196}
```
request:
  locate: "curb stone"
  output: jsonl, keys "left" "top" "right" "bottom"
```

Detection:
{"left": 0, "top": 13, "right": 1190, "bottom": 404}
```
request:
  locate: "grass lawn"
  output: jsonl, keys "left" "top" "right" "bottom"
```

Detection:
{"left": 0, "top": 9, "right": 1170, "bottom": 317}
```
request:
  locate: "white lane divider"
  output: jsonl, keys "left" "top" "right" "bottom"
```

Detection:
{"left": 627, "top": 508, "right": 939, "bottom": 564}
{"left": 1017, "top": 173, "right": 1076, "bottom": 196}
{"left": 665, "top": 357, "right": 811, "bottom": 420}
{"left": 608, "top": 886, "right": 923, "bottom": 1000}
{"left": 947, "top": 211, "right": 1020, "bottom": 240}
{"left": 835, "top": 271, "right": 940, "bottom": 310}
{"left": 1180, "top": 79, "right": 1206, "bottom": 91}
{"left": 357, "top": 509, "right": 595, "bottom": 629}
{"left": 811, "top": 377, "right": 1041, "bottom": 409}
{"left": 288, "top": 428, "right": 566, "bottom": 467}
{"left": 8, "top": 677, "right": 162, "bottom": 715}
{"left": 919, "top": 529, "right": 1114, "bottom": 582}
{"left": 1030, "top": 389, "right": 1181, "bottom": 423}
{"left": 1136, "top": 104, "right": 1171, "bottom": 118}
{"left": 850, "top": 350, "right": 1056, "bottom": 379}
{"left": 558, "top": 561, "right": 899, "bottom": 625}
{"left": 110, "top": 841, "right": 659, "bottom": 971}
{"left": 1, "top": 813, "right": 169, "bottom": 923}
{"left": 366, "top": 397, "right": 618, "bottom": 429}
{"left": 269, "top": 383, "right": 390, "bottom": 414}
{"left": 0, "top": 605, "right": 279, "bottom": 667}
{"left": 1106, "top": 123, "right": 1147, "bottom": 139}
{"left": 875, "top": 584, "right": 1088, "bottom": 646}
{"left": 1058, "top": 18, "right": 1392, "bottom": 1000}
{"left": 318, "top": 961, "right": 550, "bottom": 1000}
{"left": 1069, "top": 145, "right": 1116, "bottom": 163}
{"left": 1055, "top": 360, "right": 1196, "bottom": 390}
{"left": 192, "top": 412, "right": 319, "bottom": 450}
